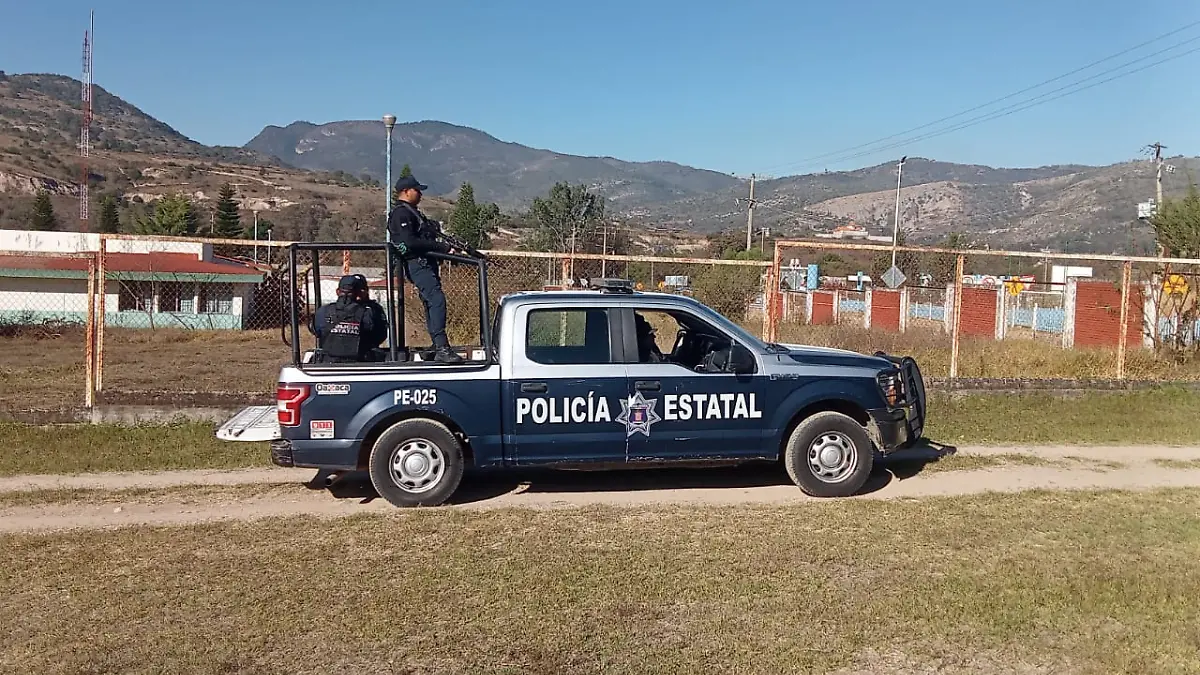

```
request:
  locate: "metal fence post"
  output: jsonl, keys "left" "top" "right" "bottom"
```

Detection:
{"left": 96, "top": 237, "right": 106, "bottom": 393}
{"left": 949, "top": 254, "right": 964, "bottom": 379}
{"left": 1117, "top": 260, "right": 1132, "bottom": 379}
{"left": 85, "top": 256, "right": 96, "bottom": 408}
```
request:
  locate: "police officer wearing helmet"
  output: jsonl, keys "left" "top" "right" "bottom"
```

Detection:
{"left": 386, "top": 174, "right": 463, "bottom": 363}
{"left": 310, "top": 274, "right": 388, "bottom": 363}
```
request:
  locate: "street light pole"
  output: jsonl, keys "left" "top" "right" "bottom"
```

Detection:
{"left": 383, "top": 114, "right": 397, "bottom": 243}
{"left": 891, "top": 155, "right": 906, "bottom": 268}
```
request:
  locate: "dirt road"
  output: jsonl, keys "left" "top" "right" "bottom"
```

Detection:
{"left": 3, "top": 444, "right": 1200, "bottom": 534}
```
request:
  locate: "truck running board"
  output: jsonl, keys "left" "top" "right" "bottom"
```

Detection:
{"left": 216, "top": 405, "right": 280, "bottom": 442}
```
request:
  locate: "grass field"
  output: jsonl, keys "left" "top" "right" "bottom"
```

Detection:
{"left": 3, "top": 488, "right": 1200, "bottom": 674}
{"left": 2, "top": 388, "right": 1198, "bottom": 476}
{"left": 3, "top": 321, "right": 1200, "bottom": 411}
{"left": 0, "top": 422, "right": 264, "bottom": 476}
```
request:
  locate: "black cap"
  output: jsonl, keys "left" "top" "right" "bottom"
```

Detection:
{"left": 394, "top": 175, "right": 428, "bottom": 192}
{"left": 337, "top": 274, "right": 367, "bottom": 294}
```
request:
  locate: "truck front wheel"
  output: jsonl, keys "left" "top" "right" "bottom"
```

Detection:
{"left": 783, "top": 411, "right": 874, "bottom": 498}
{"left": 367, "top": 418, "right": 465, "bottom": 507}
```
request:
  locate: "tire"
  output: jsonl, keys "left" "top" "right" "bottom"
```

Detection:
{"left": 783, "top": 411, "right": 874, "bottom": 498}
{"left": 367, "top": 418, "right": 465, "bottom": 507}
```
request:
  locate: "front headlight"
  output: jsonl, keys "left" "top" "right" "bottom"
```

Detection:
{"left": 877, "top": 370, "right": 903, "bottom": 407}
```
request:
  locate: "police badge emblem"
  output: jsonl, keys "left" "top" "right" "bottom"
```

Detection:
{"left": 616, "top": 392, "right": 662, "bottom": 437}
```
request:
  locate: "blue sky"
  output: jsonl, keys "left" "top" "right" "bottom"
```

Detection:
{"left": 2, "top": 0, "right": 1199, "bottom": 177}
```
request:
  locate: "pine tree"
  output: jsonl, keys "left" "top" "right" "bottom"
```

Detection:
{"left": 213, "top": 183, "right": 242, "bottom": 238}
{"left": 399, "top": 164, "right": 413, "bottom": 179}
{"left": 98, "top": 195, "right": 121, "bottom": 234}
{"left": 31, "top": 189, "right": 59, "bottom": 231}
{"left": 446, "top": 182, "right": 501, "bottom": 250}
{"left": 135, "top": 193, "right": 198, "bottom": 236}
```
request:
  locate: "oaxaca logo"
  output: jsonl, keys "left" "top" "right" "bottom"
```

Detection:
{"left": 515, "top": 391, "right": 761, "bottom": 437}
{"left": 616, "top": 392, "right": 661, "bottom": 437}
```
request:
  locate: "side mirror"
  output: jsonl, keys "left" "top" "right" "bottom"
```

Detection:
{"left": 728, "top": 344, "right": 755, "bottom": 374}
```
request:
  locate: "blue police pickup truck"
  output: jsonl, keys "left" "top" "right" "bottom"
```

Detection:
{"left": 217, "top": 278, "right": 926, "bottom": 507}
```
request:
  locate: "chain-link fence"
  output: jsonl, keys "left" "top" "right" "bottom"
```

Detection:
{"left": 0, "top": 235, "right": 766, "bottom": 407}
{"left": 768, "top": 240, "right": 1200, "bottom": 381}
{"left": 6, "top": 230, "right": 1200, "bottom": 413}
{"left": 0, "top": 250, "right": 95, "bottom": 412}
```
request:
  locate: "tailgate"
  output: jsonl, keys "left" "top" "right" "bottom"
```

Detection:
{"left": 215, "top": 405, "right": 280, "bottom": 442}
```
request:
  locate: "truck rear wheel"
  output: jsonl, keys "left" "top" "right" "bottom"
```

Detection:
{"left": 367, "top": 418, "right": 464, "bottom": 507}
{"left": 783, "top": 411, "right": 874, "bottom": 498}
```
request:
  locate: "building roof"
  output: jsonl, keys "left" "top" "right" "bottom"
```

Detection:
{"left": 0, "top": 252, "right": 265, "bottom": 282}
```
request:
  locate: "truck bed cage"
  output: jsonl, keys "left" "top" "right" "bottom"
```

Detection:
{"left": 286, "top": 242, "right": 491, "bottom": 367}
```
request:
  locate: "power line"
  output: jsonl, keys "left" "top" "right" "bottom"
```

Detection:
{"left": 773, "top": 40, "right": 1200, "bottom": 174}
{"left": 757, "top": 20, "right": 1200, "bottom": 175}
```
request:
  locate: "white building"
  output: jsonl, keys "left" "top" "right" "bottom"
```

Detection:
{"left": 0, "top": 230, "right": 267, "bottom": 330}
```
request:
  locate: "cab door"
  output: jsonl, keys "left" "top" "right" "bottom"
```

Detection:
{"left": 618, "top": 306, "right": 770, "bottom": 461}
{"left": 502, "top": 303, "right": 630, "bottom": 465}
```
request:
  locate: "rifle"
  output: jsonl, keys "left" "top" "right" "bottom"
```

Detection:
{"left": 430, "top": 220, "right": 487, "bottom": 260}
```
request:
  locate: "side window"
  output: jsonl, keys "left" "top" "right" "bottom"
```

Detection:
{"left": 525, "top": 308, "right": 612, "bottom": 365}
{"left": 633, "top": 308, "right": 738, "bottom": 373}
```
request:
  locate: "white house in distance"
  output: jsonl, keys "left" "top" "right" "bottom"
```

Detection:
{"left": 0, "top": 229, "right": 267, "bottom": 330}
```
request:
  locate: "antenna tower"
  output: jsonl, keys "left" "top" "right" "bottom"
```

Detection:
{"left": 80, "top": 11, "right": 93, "bottom": 228}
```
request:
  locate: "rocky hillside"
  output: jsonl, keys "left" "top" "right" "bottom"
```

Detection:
{"left": 0, "top": 72, "right": 451, "bottom": 240}
{"left": 245, "top": 120, "right": 743, "bottom": 211}
{"left": 2, "top": 70, "right": 1193, "bottom": 255}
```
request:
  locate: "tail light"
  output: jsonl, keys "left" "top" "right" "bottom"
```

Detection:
{"left": 277, "top": 384, "right": 310, "bottom": 427}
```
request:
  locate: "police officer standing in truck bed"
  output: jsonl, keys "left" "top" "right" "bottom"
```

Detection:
{"left": 387, "top": 174, "right": 464, "bottom": 364}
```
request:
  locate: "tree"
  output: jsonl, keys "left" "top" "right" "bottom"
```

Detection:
{"left": 525, "top": 182, "right": 606, "bottom": 253}
{"left": 870, "top": 227, "right": 921, "bottom": 281}
{"left": 399, "top": 164, "right": 413, "bottom": 179}
{"left": 929, "top": 231, "right": 969, "bottom": 284}
{"left": 135, "top": 193, "right": 199, "bottom": 236}
{"left": 98, "top": 195, "right": 121, "bottom": 234}
{"left": 30, "top": 190, "right": 59, "bottom": 231}
{"left": 446, "top": 182, "right": 502, "bottom": 250}
{"left": 213, "top": 183, "right": 242, "bottom": 238}
{"left": 1152, "top": 183, "right": 1200, "bottom": 258}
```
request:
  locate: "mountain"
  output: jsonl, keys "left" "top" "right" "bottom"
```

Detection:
{"left": 0, "top": 72, "right": 454, "bottom": 243}
{"left": 1, "top": 70, "right": 1189, "bottom": 255}
{"left": 244, "top": 119, "right": 743, "bottom": 210}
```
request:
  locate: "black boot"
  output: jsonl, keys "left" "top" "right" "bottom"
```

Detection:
{"left": 434, "top": 346, "right": 464, "bottom": 363}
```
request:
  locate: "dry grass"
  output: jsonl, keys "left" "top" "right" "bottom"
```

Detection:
{"left": 0, "top": 483, "right": 286, "bottom": 508}
{"left": 3, "top": 489, "right": 1200, "bottom": 674}
{"left": 776, "top": 323, "right": 1200, "bottom": 381}
{"left": 2, "top": 388, "right": 1199, "bottom": 477}
{"left": 4, "top": 316, "right": 1200, "bottom": 412}
{"left": 1154, "top": 458, "right": 1200, "bottom": 470}
{"left": 0, "top": 422, "right": 266, "bottom": 476}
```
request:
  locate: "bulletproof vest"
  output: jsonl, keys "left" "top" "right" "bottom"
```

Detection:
{"left": 320, "top": 299, "right": 369, "bottom": 360}
{"left": 397, "top": 203, "right": 438, "bottom": 241}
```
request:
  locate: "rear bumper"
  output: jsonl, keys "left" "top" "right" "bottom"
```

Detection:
{"left": 271, "top": 438, "right": 360, "bottom": 470}
{"left": 270, "top": 440, "right": 295, "bottom": 467}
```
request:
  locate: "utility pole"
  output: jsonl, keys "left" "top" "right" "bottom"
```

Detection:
{"left": 1149, "top": 142, "right": 1167, "bottom": 256}
{"left": 745, "top": 173, "right": 756, "bottom": 251}
{"left": 891, "top": 156, "right": 906, "bottom": 268}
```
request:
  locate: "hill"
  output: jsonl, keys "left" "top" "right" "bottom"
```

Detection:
{"left": 0, "top": 73, "right": 453, "bottom": 244}
{"left": 1, "top": 70, "right": 1192, "bottom": 256}
{"left": 245, "top": 119, "right": 743, "bottom": 211}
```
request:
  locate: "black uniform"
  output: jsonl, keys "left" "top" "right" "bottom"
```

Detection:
{"left": 387, "top": 199, "right": 453, "bottom": 349}
{"left": 309, "top": 275, "right": 388, "bottom": 362}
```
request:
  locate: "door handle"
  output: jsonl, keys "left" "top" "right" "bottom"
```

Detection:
{"left": 635, "top": 381, "right": 660, "bottom": 392}
{"left": 520, "top": 382, "right": 547, "bottom": 393}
